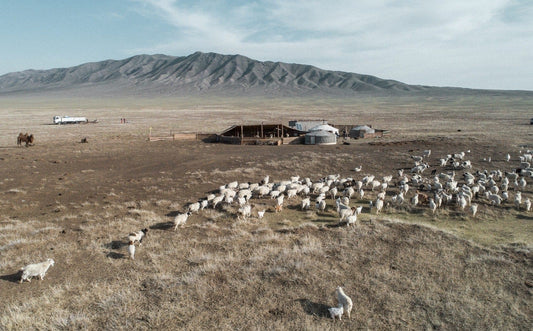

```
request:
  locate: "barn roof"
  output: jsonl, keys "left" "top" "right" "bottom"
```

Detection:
{"left": 219, "top": 123, "right": 306, "bottom": 137}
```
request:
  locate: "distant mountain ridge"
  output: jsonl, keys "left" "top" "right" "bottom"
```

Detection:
{"left": 0, "top": 52, "right": 437, "bottom": 97}
{"left": 2, "top": 51, "right": 530, "bottom": 97}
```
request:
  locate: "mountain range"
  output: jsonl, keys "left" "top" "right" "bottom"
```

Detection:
{"left": 0, "top": 52, "right": 526, "bottom": 97}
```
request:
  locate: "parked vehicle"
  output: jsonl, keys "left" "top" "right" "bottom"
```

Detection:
{"left": 53, "top": 116, "right": 88, "bottom": 124}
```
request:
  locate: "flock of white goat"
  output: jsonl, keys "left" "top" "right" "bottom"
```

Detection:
{"left": 167, "top": 149, "right": 531, "bottom": 234}
{"left": 18, "top": 147, "right": 532, "bottom": 321}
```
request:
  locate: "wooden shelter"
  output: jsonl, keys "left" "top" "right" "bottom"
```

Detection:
{"left": 218, "top": 123, "right": 306, "bottom": 145}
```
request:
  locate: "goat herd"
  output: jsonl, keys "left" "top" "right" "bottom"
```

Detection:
{"left": 168, "top": 149, "right": 531, "bottom": 230}
{"left": 17, "top": 147, "right": 533, "bottom": 320}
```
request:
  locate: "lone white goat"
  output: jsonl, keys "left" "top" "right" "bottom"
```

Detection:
{"left": 20, "top": 258, "right": 55, "bottom": 283}
{"left": 174, "top": 212, "right": 191, "bottom": 230}
{"left": 336, "top": 286, "right": 353, "bottom": 319}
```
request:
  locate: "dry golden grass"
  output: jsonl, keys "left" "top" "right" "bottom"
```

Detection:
{"left": 0, "top": 94, "right": 532, "bottom": 329}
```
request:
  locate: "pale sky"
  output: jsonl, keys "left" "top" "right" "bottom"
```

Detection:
{"left": 1, "top": 0, "right": 532, "bottom": 90}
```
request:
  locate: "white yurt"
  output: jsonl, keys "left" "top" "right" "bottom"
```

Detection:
{"left": 350, "top": 125, "right": 375, "bottom": 138}
{"left": 308, "top": 124, "right": 339, "bottom": 136}
{"left": 305, "top": 130, "right": 337, "bottom": 145}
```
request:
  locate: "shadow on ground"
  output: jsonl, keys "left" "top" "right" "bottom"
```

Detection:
{"left": 295, "top": 298, "right": 330, "bottom": 318}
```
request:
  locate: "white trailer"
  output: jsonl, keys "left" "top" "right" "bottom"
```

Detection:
{"left": 53, "top": 116, "right": 88, "bottom": 124}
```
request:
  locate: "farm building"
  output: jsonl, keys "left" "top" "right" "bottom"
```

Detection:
{"left": 304, "top": 130, "right": 337, "bottom": 145}
{"left": 218, "top": 124, "right": 306, "bottom": 145}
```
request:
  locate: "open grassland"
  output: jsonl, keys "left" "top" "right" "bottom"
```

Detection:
{"left": 0, "top": 94, "right": 532, "bottom": 329}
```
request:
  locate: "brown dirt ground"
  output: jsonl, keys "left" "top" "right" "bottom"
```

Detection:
{"left": 0, "top": 96, "right": 532, "bottom": 329}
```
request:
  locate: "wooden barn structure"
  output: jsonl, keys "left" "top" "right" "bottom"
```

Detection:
{"left": 218, "top": 123, "right": 306, "bottom": 145}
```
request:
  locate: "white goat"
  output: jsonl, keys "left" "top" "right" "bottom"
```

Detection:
{"left": 128, "top": 228, "right": 148, "bottom": 245}
{"left": 515, "top": 191, "right": 522, "bottom": 209}
{"left": 374, "top": 197, "right": 384, "bottom": 215}
{"left": 341, "top": 196, "right": 350, "bottom": 206}
{"left": 211, "top": 195, "right": 224, "bottom": 208}
{"left": 316, "top": 200, "right": 326, "bottom": 212}
{"left": 174, "top": 212, "right": 191, "bottom": 230}
{"left": 257, "top": 209, "right": 266, "bottom": 219}
{"left": 328, "top": 305, "right": 344, "bottom": 320}
{"left": 188, "top": 202, "right": 201, "bottom": 213}
{"left": 238, "top": 204, "right": 252, "bottom": 220}
{"left": 429, "top": 198, "right": 437, "bottom": 214}
{"left": 301, "top": 197, "right": 311, "bottom": 210}
{"left": 336, "top": 286, "right": 353, "bottom": 319}
{"left": 226, "top": 181, "right": 239, "bottom": 189}
{"left": 346, "top": 214, "right": 357, "bottom": 226}
{"left": 470, "top": 204, "right": 478, "bottom": 217}
{"left": 128, "top": 241, "right": 135, "bottom": 259}
{"left": 20, "top": 258, "right": 55, "bottom": 283}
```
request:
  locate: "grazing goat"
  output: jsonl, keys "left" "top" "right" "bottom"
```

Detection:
{"left": 328, "top": 305, "right": 344, "bottom": 320}
{"left": 336, "top": 286, "right": 353, "bottom": 318}
{"left": 20, "top": 258, "right": 55, "bottom": 283}
{"left": 128, "top": 228, "right": 148, "bottom": 245}
{"left": 257, "top": 209, "right": 266, "bottom": 219}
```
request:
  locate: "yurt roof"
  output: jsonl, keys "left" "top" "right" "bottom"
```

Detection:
{"left": 306, "top": 130, "right": 336, "bottom": 137}
{"left": 309, "top": 124, "right": 339, "bottom": 134}
{"left": 351, "top": 125, "right": 375, "bottom": 133}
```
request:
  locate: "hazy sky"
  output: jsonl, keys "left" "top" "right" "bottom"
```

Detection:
{"left": 1, "top": 0, "right": 532, "bottom": 90}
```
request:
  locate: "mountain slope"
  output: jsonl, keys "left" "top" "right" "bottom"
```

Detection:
{"left": 0, "top": 52, "right": 432, "bottom": 97}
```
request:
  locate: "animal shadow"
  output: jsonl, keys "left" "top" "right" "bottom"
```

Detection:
{"left": 517, "top": 214, "right": 533, "bottom": 220}
{"left": 295, "top": 298, "right": 330, "bottom": 318}
{"left": 150, "top": 222, "right": 174, "bottom": 230}
{"left": 0, "top": 271, "right": 22, "bottom": 283}
{"left": 106, "top": 252, "right": 125, "bottom": 259}
{"left": 105, "top": 240, "right": 127, "bottom": 250}
{"left": 104, "top": 240, "right": 127, "bottom": 259}
{"left": 325, "top": 222, "right": 345, "bottom": 228}
{"left": 165, "top": 211, "right": 181, "bottom": 217}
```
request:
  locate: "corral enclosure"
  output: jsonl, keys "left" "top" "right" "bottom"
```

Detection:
{"left": 0, "top": 93, "right": 532, "bottom": 329}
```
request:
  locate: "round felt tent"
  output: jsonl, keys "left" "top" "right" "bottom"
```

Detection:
{"left": 350, "top": 125, "right": 375, "bottom": 138}
{"left": 305, "top": 130, "right": 337, "bottom": 145}
{"left": 309, "top": 124, "right": 339, "bottom": 136}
